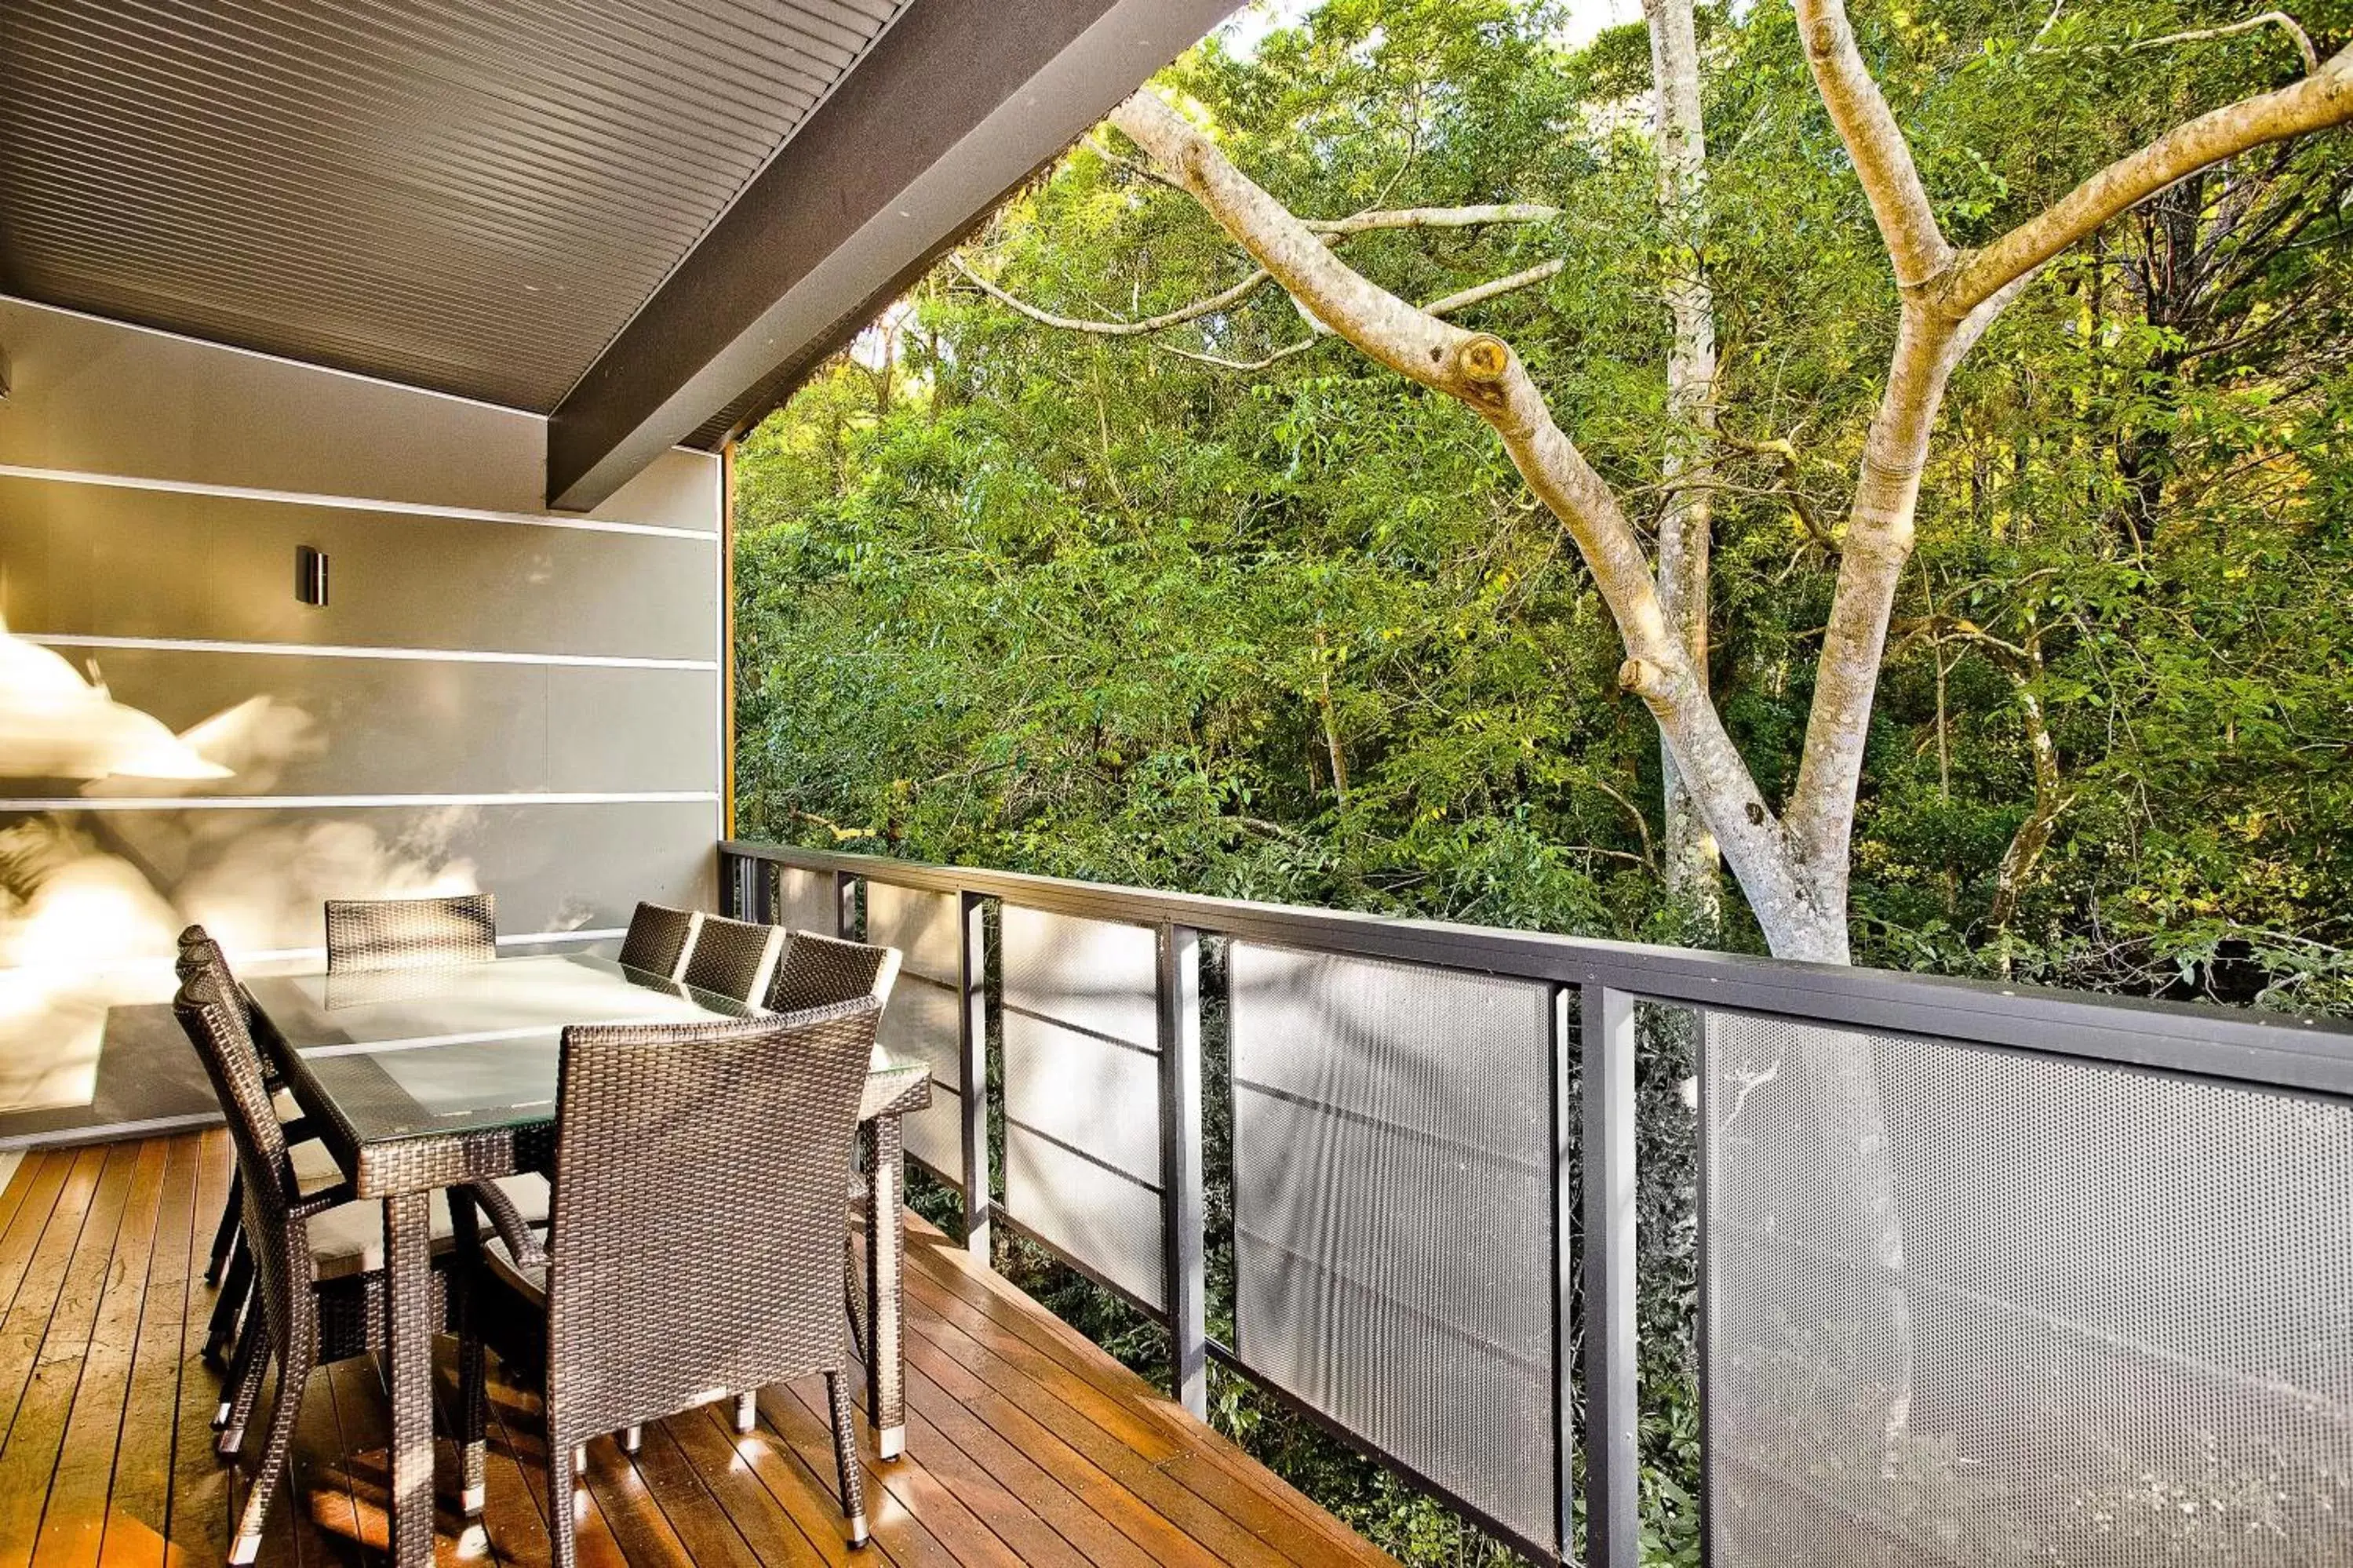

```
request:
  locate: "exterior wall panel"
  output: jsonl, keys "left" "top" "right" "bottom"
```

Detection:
{"left": 0, "top": 299, "right": 723, "bottom": 1136}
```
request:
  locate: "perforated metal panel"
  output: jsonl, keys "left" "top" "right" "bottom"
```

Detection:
{"left": 775, "top": 866, "right": 838, "bottom": 937}
{"left": 862, "top": 881, "right": 964, "bottom": 1184}
{"left": 1703, "top": 1014, "right": 2353, "bottom": 1567}
{"left": 1000, "top": 905, "right": 1164, "bottom": 1309}
{"left": 1229, "top": 944, "right": 1556, "bottom": 1548}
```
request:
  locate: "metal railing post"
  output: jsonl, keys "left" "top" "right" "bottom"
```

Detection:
{"left": 1581, "top": 983, "right": 1639, "bottom": 1568}
{"left": 958, "top": 891, "right": 991, "bottom": 1261}
{"left": 1550, "top": 985, "right": 1579, "bottom": 1562}
{"left": 834, "top": 870, "right": 859, "bottom": 940}
{"left": 1157, "top": 923, "right": 1207, "bottom": 1418}
{"left": 718, "top": 849, "right": 745, "bottom": 920}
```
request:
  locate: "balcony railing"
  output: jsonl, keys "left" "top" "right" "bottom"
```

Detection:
{"left": 719, "top": 838, "right": 2353, "bottom": 1568}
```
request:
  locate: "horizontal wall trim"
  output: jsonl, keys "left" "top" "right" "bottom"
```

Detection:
{"left": 0, "top": 791, "right": 720, "bottom": 812}
{"left": 9, "top": 928, "right": 624, "bottom": 977}
{"left": 0, "top": 461, "right": 719, "bottom": 541}
{"left": 27, "top": 631, "right": 719, "bottom": 672}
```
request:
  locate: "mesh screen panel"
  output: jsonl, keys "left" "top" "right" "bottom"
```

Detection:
{"left": 777, "top": 866, "right": 837, "bottom": 937}
{"left": 1229, "top": 943, "right": 1555, "bottom": 1548}
{"left": 999, "top": 905, "right": 1164, "bottom": 1309}
{"left": 1703, "top": 1014, "right": 2353, "bottom": 1568}
{"left": 864, "top": 882, "right": 965, "bottom": 1184}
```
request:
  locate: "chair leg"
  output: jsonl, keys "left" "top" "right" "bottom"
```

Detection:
{"left": 843, "top": 1247, "right": 865, "bottom": 1361}
{"left": 229, "top": 1355, "right": 306, "bottom": 1564}
{"left": 206, "top": 1240, "right": 253, "bottom": 1365}
{"left": 825, "top": 1371, "right": 868, "bottom": 1548}
{"left": 206, "top": 1173, "right": 242, "bottom": 1287}
{"left": 734, "top": 1391, "right": 757, "bottom": 1435}
{"left": 548, "top": 1442, "right": 581, "bottom": 1568}
{"left": 620, "top": 1426, "right": 641, "bottom": 1455}
{"left": 217, "top": 1323, "right": 269, "bottom": 1453}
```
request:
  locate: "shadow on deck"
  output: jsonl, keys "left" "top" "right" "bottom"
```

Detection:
{"left": 0, "top": 1133, "right": 1396, "bottom": 1568}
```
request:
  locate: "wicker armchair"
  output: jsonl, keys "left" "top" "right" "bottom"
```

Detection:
{"left": 676, "top": 911, "right": 783, "bottom": 1003}
{"left": 616, "top": 900, "right": 698, "bottom": 980}
{"left": 323, "top": 893, "right": 496, "bottom": 974}
{"left": 173, "top": 941, "right": 508, "bottom": 1566}
{"left": 765, "top": 930, "right": 902, "bottom": 1016}
{"left": 467, "top": 1002, "right": 884, "bottom": 1563}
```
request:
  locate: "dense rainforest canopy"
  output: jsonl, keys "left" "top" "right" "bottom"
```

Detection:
{"left": 734, "top": 0, "right": 2353, "bottom": 1010}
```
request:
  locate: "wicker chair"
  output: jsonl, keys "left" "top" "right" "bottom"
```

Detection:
{"left": 177, "top": 931, "right": 346, "bottom": 1368}
{"left": 676, "top": 912, "right": 783, "bottom": 1003}
{"left": 616, "top": 901, "right": 698, "bottom": 980}
{"left": 467, "top": 1002, "right": 883, "bottom": 1563}
{"left": 173, "top": 949, "right": 507, "bottom": 1566}
{"left": 323, "top": 893, "right": 496, "bottom": 974}
{"left": 765, "top": 931, "right": 902, "bottom": 1016}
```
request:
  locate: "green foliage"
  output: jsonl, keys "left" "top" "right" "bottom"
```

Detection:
{"left": 740, "top": 0, "right": 2353, "bottom": 1559}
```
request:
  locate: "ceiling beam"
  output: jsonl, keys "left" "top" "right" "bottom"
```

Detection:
{"left": 545, "top": 0, "right": 1244, "bottom": 511}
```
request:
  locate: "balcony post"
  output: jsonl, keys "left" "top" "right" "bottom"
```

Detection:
{"left": 958, "top": 890, "right": 991, "bottom": 1260}
{"left": 1581, "top": 982, "right": 1639, "bottom": 1568}
{"left": 835, "top": 870, "right": 859, "bottom": 940}
{"left": 1157, "top": 923, "right": 1207, "bottom": 1418}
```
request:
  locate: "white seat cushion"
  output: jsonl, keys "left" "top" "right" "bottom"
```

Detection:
{"left": 483, "top": 1235, "right": 548, "bottom": 1306}
{"left": 306, "top": 1173, "right": 550, "bottom": 1282}
{"left": 291, "top": 1137, "right": 345, "bottom": 1195}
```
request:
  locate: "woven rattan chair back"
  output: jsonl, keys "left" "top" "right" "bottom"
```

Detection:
{"left": 173, "top": 959, "right": 315, "bottom": 1554}
{"left": 765, "top": 931, "right": 902, "bottom": 1015}
{"left": 674, "top": 912, "right": 781, "bottom": 1003}
{"left": 323, "top": 893, "right": 496, "bottom": 973}
{"left": 540, "top": 1000, "right": 880, "bottom": 1445}
{"left": 616, "top": 901, "right": 698, "bottom": 980}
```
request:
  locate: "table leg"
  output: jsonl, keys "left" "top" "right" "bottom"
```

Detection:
{"left": 864, "top": 1115, "right": 905, "bottom": 1461}
{"left": 384, "top": 1192, "right": 436, "bottom": 1568}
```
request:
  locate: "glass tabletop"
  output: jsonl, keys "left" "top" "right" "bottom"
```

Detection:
{"left": 244, "top": 951, "right": 755, "bottom": 1057}
{"left": 252, "top": 951, "right": 930, "bottom": 1150}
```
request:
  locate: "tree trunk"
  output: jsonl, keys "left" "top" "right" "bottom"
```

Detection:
{"left": 1645, "top": 0, "right": 1725, "bottom": 934}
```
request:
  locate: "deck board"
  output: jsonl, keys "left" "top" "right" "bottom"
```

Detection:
{"left": 0, "top": 1137, "right": 1393, "bottom": 1568}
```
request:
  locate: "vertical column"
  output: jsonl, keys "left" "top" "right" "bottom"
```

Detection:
{"left": 1157, "top": 924, "right": 1207, "bottom": 1418}
{"left": 1581, "top": 983, "right": 1638, "bottom": 1568}
{"left": 958, "top": 890, "right": 991, "bottom": 1260}
{"left": 864, "top": 1114, "right": 908, "bottom": 1460}
{"left": 1550, "top": 985, "right": 1578, "bottom": 1563}
{"left": 382, "top": 1191, "right": 438, "bottom": 1568}
{"left": 835, "top": 871, "right": 859, "bottom": 940}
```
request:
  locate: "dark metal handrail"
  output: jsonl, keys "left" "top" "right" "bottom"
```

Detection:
{"left": 719, "top": 837, "right": 2353, "bottom": 1568}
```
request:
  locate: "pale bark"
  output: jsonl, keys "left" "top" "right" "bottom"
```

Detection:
{"left": 1156, "top": 260, "right": 1565, "bottom": 371}
{"left": 1106, "top": 90, "right": 1841, "bottom": 958}
{"left": 1942, "top": 42, "right": 2351, "bottom": 314}
{"left": 1087, "top": 20, "right": 2353, "bottom": 964}
{"left": 1645, "top": 0, "right": 1724, "bottom": 930}
{"left": 948, "top": 202, "right": 1559, "bottom": 340}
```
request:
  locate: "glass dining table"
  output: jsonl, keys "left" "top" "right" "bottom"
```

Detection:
{"left": 244, "top": 951, "right": 931, "bottom": 1568}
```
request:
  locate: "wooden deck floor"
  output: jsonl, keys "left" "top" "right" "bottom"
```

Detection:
{"left": 0, "top": 1133, "right": 1395, "bottom": 1568}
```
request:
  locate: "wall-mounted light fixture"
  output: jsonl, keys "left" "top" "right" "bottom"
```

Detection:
{"left": 295, "top": 545, "right": 330, "bottom": 606}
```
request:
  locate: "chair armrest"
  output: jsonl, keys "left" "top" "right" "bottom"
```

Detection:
{"left": 287, "top": 1182, "right": 357, "bottom": 1218}
{"left": 459, "top": 1181, "right": 548, "bottom": 1269}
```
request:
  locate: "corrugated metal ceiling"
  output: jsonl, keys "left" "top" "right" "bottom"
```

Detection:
{"left": 0, "top": 0, "right": 909, "bottom": 419}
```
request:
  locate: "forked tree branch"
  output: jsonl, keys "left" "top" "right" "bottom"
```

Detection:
{"left": 1157, "top": 260, "right": 1568, "bottom": 371}
{"left": 950, "top": 253, "right": 1273, "bottom": 336}
{"left": 950, "top": 202, "right": 1561, "bottom": 338}
{"left": 1794, "top": 0, "right": 1952, "bottom": 287}
{"left": 2131, "top": 12, "right": 2318, "bottom": 75}
{"left": 1106, "top": 89, "right": 1832, "bottom": 946}
{"left": 1942, "top": 41, "right": 2353, "bottom": 311}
